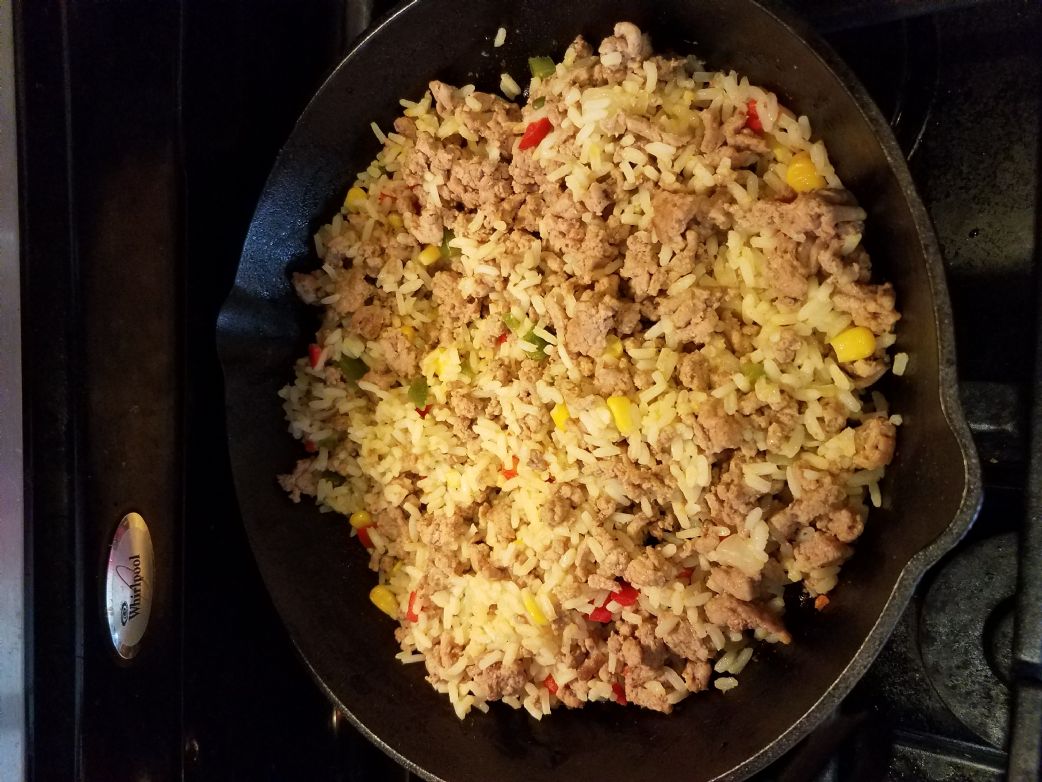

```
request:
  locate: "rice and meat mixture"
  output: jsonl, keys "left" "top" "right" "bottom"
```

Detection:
{"left": 279, "top": 23, "right": 903, "bottom": 719}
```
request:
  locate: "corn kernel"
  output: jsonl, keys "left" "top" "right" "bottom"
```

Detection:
{"left": 830, "top": 326, "right": 876, "bottom": 363}
{"left": 344, "top": 186, "right": 368, "bottom": 210}
{"left": 785, "top": 151, "right": 826, "bottom": 193}
{"left": 400, "top": 324, "right": 415, "bottom": 339}
{"left": 417, "top": 244, "right": 441, "bottom": 266}
{"left": 603, "top": 335, "right": 624, "bottom": 359}
{"left": 550, "top": 402, "right": 570, "bottom": 430}
{"left": 606, "top": 396, "right": 636, "bottom": 436}
{"left": 369, "top": 585, "right": 398, "bottom": 619}
{"left": 522, "top": 591, "right": 548, "bottom": 627}
{"left": 349, "top": 510, "right": 371, "bottom": 529}
{"left": 387, "top": 213, "right": 403, "bottom": 229}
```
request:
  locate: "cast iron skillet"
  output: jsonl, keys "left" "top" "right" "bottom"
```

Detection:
{"left": 216, "top": 1, "right": 982, "bottom": 779}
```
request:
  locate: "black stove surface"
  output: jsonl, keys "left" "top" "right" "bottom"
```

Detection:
{"left": 18, "top": 0, "right": 1042, "bottom": 780}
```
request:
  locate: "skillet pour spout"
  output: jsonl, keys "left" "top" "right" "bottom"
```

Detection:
{"left": 216, "top": 1, "right": 982, "bottom": 779}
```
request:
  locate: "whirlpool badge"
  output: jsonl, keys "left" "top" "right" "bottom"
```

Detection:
{"left": 105, "top": 512, "right": 155, "bottom": 659}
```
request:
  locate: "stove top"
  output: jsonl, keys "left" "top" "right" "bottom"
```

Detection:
{"left": 15, "top": 0, "right": 1042, "bottom": 780}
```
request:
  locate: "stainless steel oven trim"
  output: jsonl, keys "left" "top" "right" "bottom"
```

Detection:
{"left": 0, "top": 0, "right": 25, "bottom": 774}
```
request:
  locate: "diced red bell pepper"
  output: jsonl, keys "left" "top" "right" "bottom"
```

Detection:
{"left": 544, "top": 674, "right": 559, "bottom": 695}
{"left": 518, "top": 117, "right": 553, "bottom": 151}
{"left": 612, "top": 682, "right": 627, "bottom": 705}
{"left": 588, "top": 605, "right": 612, "bottom": 623}
{"left": 678, "top": 568, "right": 693, "bottom": 583}
{"left": 417, "top": 404, "right": 433, "bottom": 419}
{"left": 308, "top": 344, "right": 322, "bottom": 368}
{"left": 501, "top": 455, "right": 520, "bottom": 480}
{"left": 746, "top": 99, "right": 764, "bottom": 134}
{"left": 303, "top": 439, "right": 317, "bottom": 453}
{"left": 609, "top": 581, "right": 639, "bottom": 607}
{"left": 406, "top": 591, "right": 420, "bottom": 622}
{"left": 357, "top": 526, "right": 373, "bottom": 549}
{"left": 496, "top": 332, "right": 509, "bottom": 345}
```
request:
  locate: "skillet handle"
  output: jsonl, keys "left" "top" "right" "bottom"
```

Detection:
{"left": 345, "top": 0, "right": 375, "bottom": 48}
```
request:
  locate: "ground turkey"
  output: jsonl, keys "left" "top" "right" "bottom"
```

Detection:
{"left": 431, "top": 271, "right": 480, "bottom": 331}
{"left": 853, "top": 416, "right": 897, "bottom": 469}
{"left": 564, "top": 295, "right": 616, "bottom": 357}
{"left": 792, "top": 527, "right": 850, "bottom": 571}
{"left": 769, "top": 467, "right": 848, "bottom": 538}
{"left": 598, "top": 21, "right": 652, "bottom": 64}
{"left": 470, "top": 661, "right": 528, "bottom": 699}
{"left": 350, "top": 304, "right": 388, "bottom": 340}
{"left": 833, "top": 282, "right": 900, "bottom": 334}
{"left": 658, "top": 287, "right": 721, "bottom": 344}
{"left": 277, "top": 459, "right": 316, "bottom": 503}
{"left": 661, "top": 618, "right": 711, "bottom": 661}
{"left": 677, "top": 351, "right": 711, "bottom": 390}
{"left": 704, "top": 594, "right": 792, "bottom": 644}
{"left": 761, "top": 235, "right": 814, "bottom": 300}
{"left": 621, "top": 230, "right": 668, "bottom": 299}
{"left": 651, "top": 189, "right": 702, "bottom": 248}
{"left": 694, "top": 398, "right": 745, "bottom": 454}
{"left": 375, "top": 328, "right": 420, "bottom": 377}
{"left": 623, "top": 548, "right": 676, "bottom": 588}
{"left": 333, "top": 266, "right": 371, "bottom": 316}
{"left": 622, "top": 664, "right": 672, "bottom": 713}
{"left": 707, "top": 566, "right": 759, "bottom": 601}
{"left": 683, "top": 660, "right": 713, "bottom": 692}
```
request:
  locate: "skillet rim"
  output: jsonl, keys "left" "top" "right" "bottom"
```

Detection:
{"left": 218, "top": 0, "right": 983, "bottom": 778}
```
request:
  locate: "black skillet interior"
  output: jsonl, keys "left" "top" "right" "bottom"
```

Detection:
{"left": 216, "top": 0, "right": 980, "bottom": 780}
